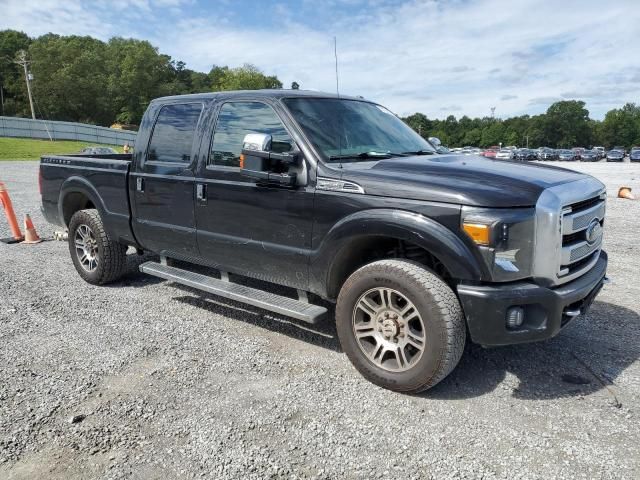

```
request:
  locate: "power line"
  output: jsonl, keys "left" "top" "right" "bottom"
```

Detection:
{"left": 32, "top": 92, "right": 53, "bottom": 141}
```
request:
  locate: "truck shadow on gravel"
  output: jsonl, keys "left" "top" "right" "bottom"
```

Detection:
{"left": 105, "top": 252, "right": 165, "bottom": 288}
{"left": 109, "top": 259, "right": 638, "bottom": 404}
{"left": 171, "top": 290, "right": 638, "bottom": 403}
{"left": 173, "top": 291, "right": 341, "bottom": 351}
{"left": 425, "top": 301, "right": 638, "bottom": 403}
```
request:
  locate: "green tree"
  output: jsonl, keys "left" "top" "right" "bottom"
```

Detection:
{"left": 211, "top": 64, "right": 282, "bottom": 91}
{"left": 404, "top": 112, "right": 433, "bottom": 138}
{"left": 544, "top": 100, "right": 591, "bottom": 148}
{"left": 479, "top": 121, "right": 505, "bottom": 147}
{"left": 1, "top": 29, "right": 285, "bottom": 126}
{"left": 29, "top": 34, "right": 112, "bottom": 124}
{"left": 462, "top": 127, "right": 482, "bottom": 146}
{"left": 0, "top": 29, "right": 31, "bottom": 117}
{"left": 106, "top": 37, "right": 176, "bottom": 124}
{"left": 600, "top": 103, "right": 640, "bottom": 149}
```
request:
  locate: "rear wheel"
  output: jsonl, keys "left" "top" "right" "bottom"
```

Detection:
{"left": 68, "top": 209, "right": 127, "bottom": 285}
{"left": 336, "top": 259, "right": 465, "bottom": 393}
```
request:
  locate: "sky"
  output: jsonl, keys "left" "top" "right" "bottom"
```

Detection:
{"left": 1, "top": 0, "right": 639, "bottom": 120}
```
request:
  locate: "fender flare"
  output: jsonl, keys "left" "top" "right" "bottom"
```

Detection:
{"left": 58, "top": 176, "right": 108, "bottom": 226}
{"left": 310, "top": 209, "right": 486, "bottom": 298}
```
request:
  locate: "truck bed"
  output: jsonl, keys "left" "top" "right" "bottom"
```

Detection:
{"left": 40, "top": 153, "right": 136, "bottom": 245}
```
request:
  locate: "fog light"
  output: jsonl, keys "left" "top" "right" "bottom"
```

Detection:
{"left": 506, "top": 306, "right": 524, "bottom": 329}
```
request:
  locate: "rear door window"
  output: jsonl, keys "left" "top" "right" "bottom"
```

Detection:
{"left": 147, "top": 103, "right": 203, "bottom": 163}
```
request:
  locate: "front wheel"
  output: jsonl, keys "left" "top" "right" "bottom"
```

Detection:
{"left": 336, "top": 259, "right": 466, "bottom": 393}
{"left": 68, "top": 209, "right": 127, "bottom": 285}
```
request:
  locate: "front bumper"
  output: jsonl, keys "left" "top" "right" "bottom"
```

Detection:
{"left": 457, "top": 250, "right": 607, "bottom": 347}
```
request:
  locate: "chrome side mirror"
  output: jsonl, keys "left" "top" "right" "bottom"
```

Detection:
{"left": 242, "top": 133, "right": 272, "bottom": 153}
{"left": 428, "top": 136, "right": 442, "bottom": 147}
{"left": 240, "top": 132, "right": 299, "bottom": 186}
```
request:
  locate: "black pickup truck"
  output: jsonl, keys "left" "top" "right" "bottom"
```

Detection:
{"left": 40, "top": 90, "right": 608, "bottom": 393}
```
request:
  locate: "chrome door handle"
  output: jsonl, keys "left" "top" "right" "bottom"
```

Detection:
{"left": 196, "top": 183, "right": 206, "bottom": 201}
{"left": 136, "top": 177, "right": 144, "bottom": 192}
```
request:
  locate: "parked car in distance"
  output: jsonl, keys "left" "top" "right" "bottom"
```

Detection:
{"left": 461, "top": 147, "right": 482, "bottom": 156}
{"left": 79, "top": 146, "right": 119, "bottom": 155}
{"left": 39, "top": 89, "right": 609, "bottom": 394}
{"left": 557, "top": 149, "right": 577, "bottom": 161}
{"left": 580, "top": 150, "right": 599, "bottom": 162}
{"left": 514, "top": 148, "right": 536, "bottom": 161}
{"left": 482, "top": 149, "right": 498, "bottom": 158}
{"left": 606, "top": 149, "right": 625, "bottom": 162}
{"left": 514, "top": 149, "right": 527, "bottom": 161}
{"left": 613, "top": 146, "right": 627, "bottom": 155}
{"left": 628, "top": 148, "right": 640, "bottom": 162}
{"left": 571, "top": 147, "right": 585, "bottom": 160}
{"left": 495, "top": 148, "right": 515, "bottom": 160}
{"left": 593, "top": 146, "right": 606, "bottom": 159}
{"left": 537, "top": 148, "right": 557, "bottom": 161}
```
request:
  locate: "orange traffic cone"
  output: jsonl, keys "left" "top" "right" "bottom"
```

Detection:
{"left": 618, "top": 186, "right": 635, "bottom": 200}
{"left": 0, "top": 182, "right": 24, "bottom": 243}
{"left": 22, "top": 214, "right": 42, "bottom": 244}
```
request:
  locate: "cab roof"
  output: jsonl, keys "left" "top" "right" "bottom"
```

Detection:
{"left": 151, "top": 89, "right": 367, "bottom": 104}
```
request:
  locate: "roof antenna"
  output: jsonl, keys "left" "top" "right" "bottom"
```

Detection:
{"left": 334, "top": 36, "right": 343, "bottom": 168}
{"left": 334, "top": 36, "right": 340, "bottom": 97}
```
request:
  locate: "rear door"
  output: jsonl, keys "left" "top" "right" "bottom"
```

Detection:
{"left": 131, "top": 102, "right": 204, "bottom": 257}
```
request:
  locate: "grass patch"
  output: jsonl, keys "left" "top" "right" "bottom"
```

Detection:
{"left": 0, "top": 137, "right": 123, "bottom": 160}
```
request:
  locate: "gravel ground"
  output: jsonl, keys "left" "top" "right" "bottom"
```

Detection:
{"left": 0, "top": 160, "right": 639, "bottom": 479}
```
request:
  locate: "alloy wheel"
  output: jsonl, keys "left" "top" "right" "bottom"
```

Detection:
{"left": 352, "top": 287, "right": 426, "bottom": 372}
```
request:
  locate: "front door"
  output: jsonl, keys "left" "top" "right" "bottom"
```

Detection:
{"left": 131, "top": 102, "right": 204, "bottom": 257}
{"left": 194, "top": 100, "right": 314, "bottom": 289}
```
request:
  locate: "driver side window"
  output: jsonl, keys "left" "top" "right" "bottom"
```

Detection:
{"left": 209, "top": 101, "right": 293, "bottom": 167}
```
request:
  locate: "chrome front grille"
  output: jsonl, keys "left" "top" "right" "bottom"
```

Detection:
{"left": 559, "top": 195, "right": 605, "bottom": 276}
{"left": 533, "top": 178, "right": 606, "bottom": 287}
{"left": 564, "top": 202, "right": 606, "bottom": 233}
{"left": 568, "top": 241, "right": 599, "bottom": 262}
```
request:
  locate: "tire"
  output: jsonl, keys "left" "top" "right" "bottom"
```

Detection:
{"left": 68, "top": 209, "right": 127, "bottom": 285}
{"left": 336, "top": 259, "right": 465, "bottom": 393}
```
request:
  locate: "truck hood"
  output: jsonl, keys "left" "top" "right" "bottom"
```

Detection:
{"left": 338, "top": 154, "right": 588, "bottom": 207}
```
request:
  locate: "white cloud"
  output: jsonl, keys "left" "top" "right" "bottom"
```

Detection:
{"left": 1, "top": 0, "right": 639, "bottom": 119}
{"left": 149, "top": 0, "right": 640, "bottom": 119}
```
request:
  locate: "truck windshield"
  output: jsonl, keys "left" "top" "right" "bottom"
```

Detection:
{"left": 283, "top": 98, "right": 436, "bottom": 162}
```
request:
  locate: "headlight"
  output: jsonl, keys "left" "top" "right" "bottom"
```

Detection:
{"left": 461, "top": 207, "right": 535, "bottom": 281}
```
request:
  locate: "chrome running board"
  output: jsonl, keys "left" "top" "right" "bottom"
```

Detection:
{"left": 139, "top": 261, "right": 327, "bottom": 324}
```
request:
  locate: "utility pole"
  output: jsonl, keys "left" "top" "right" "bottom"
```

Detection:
{"left": 1, "top": 84, "right": 4, "bottom": 116}
{"left": 14, "top": 50, "right": 36, "bottom": 120}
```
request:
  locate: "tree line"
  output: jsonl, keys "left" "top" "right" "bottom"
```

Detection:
{"left": 404, "top": 101, "right": 640, "bottom": 150}
{"left": 1, "top": 29, "right": 638, "bottom": 148}
{"left": 0, "top": 30, "right": 282, "bottom": 126}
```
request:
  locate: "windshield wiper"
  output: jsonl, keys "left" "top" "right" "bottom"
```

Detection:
{"left": 328, "top": 151, "right": 404, "bottom": 161}
{"left": 401, "top": 149, "right": 435, "bottom": 156}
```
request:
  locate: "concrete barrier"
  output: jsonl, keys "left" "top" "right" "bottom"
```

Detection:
{"left": 0, "top": 116, "right": 137, "bottom": 145}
